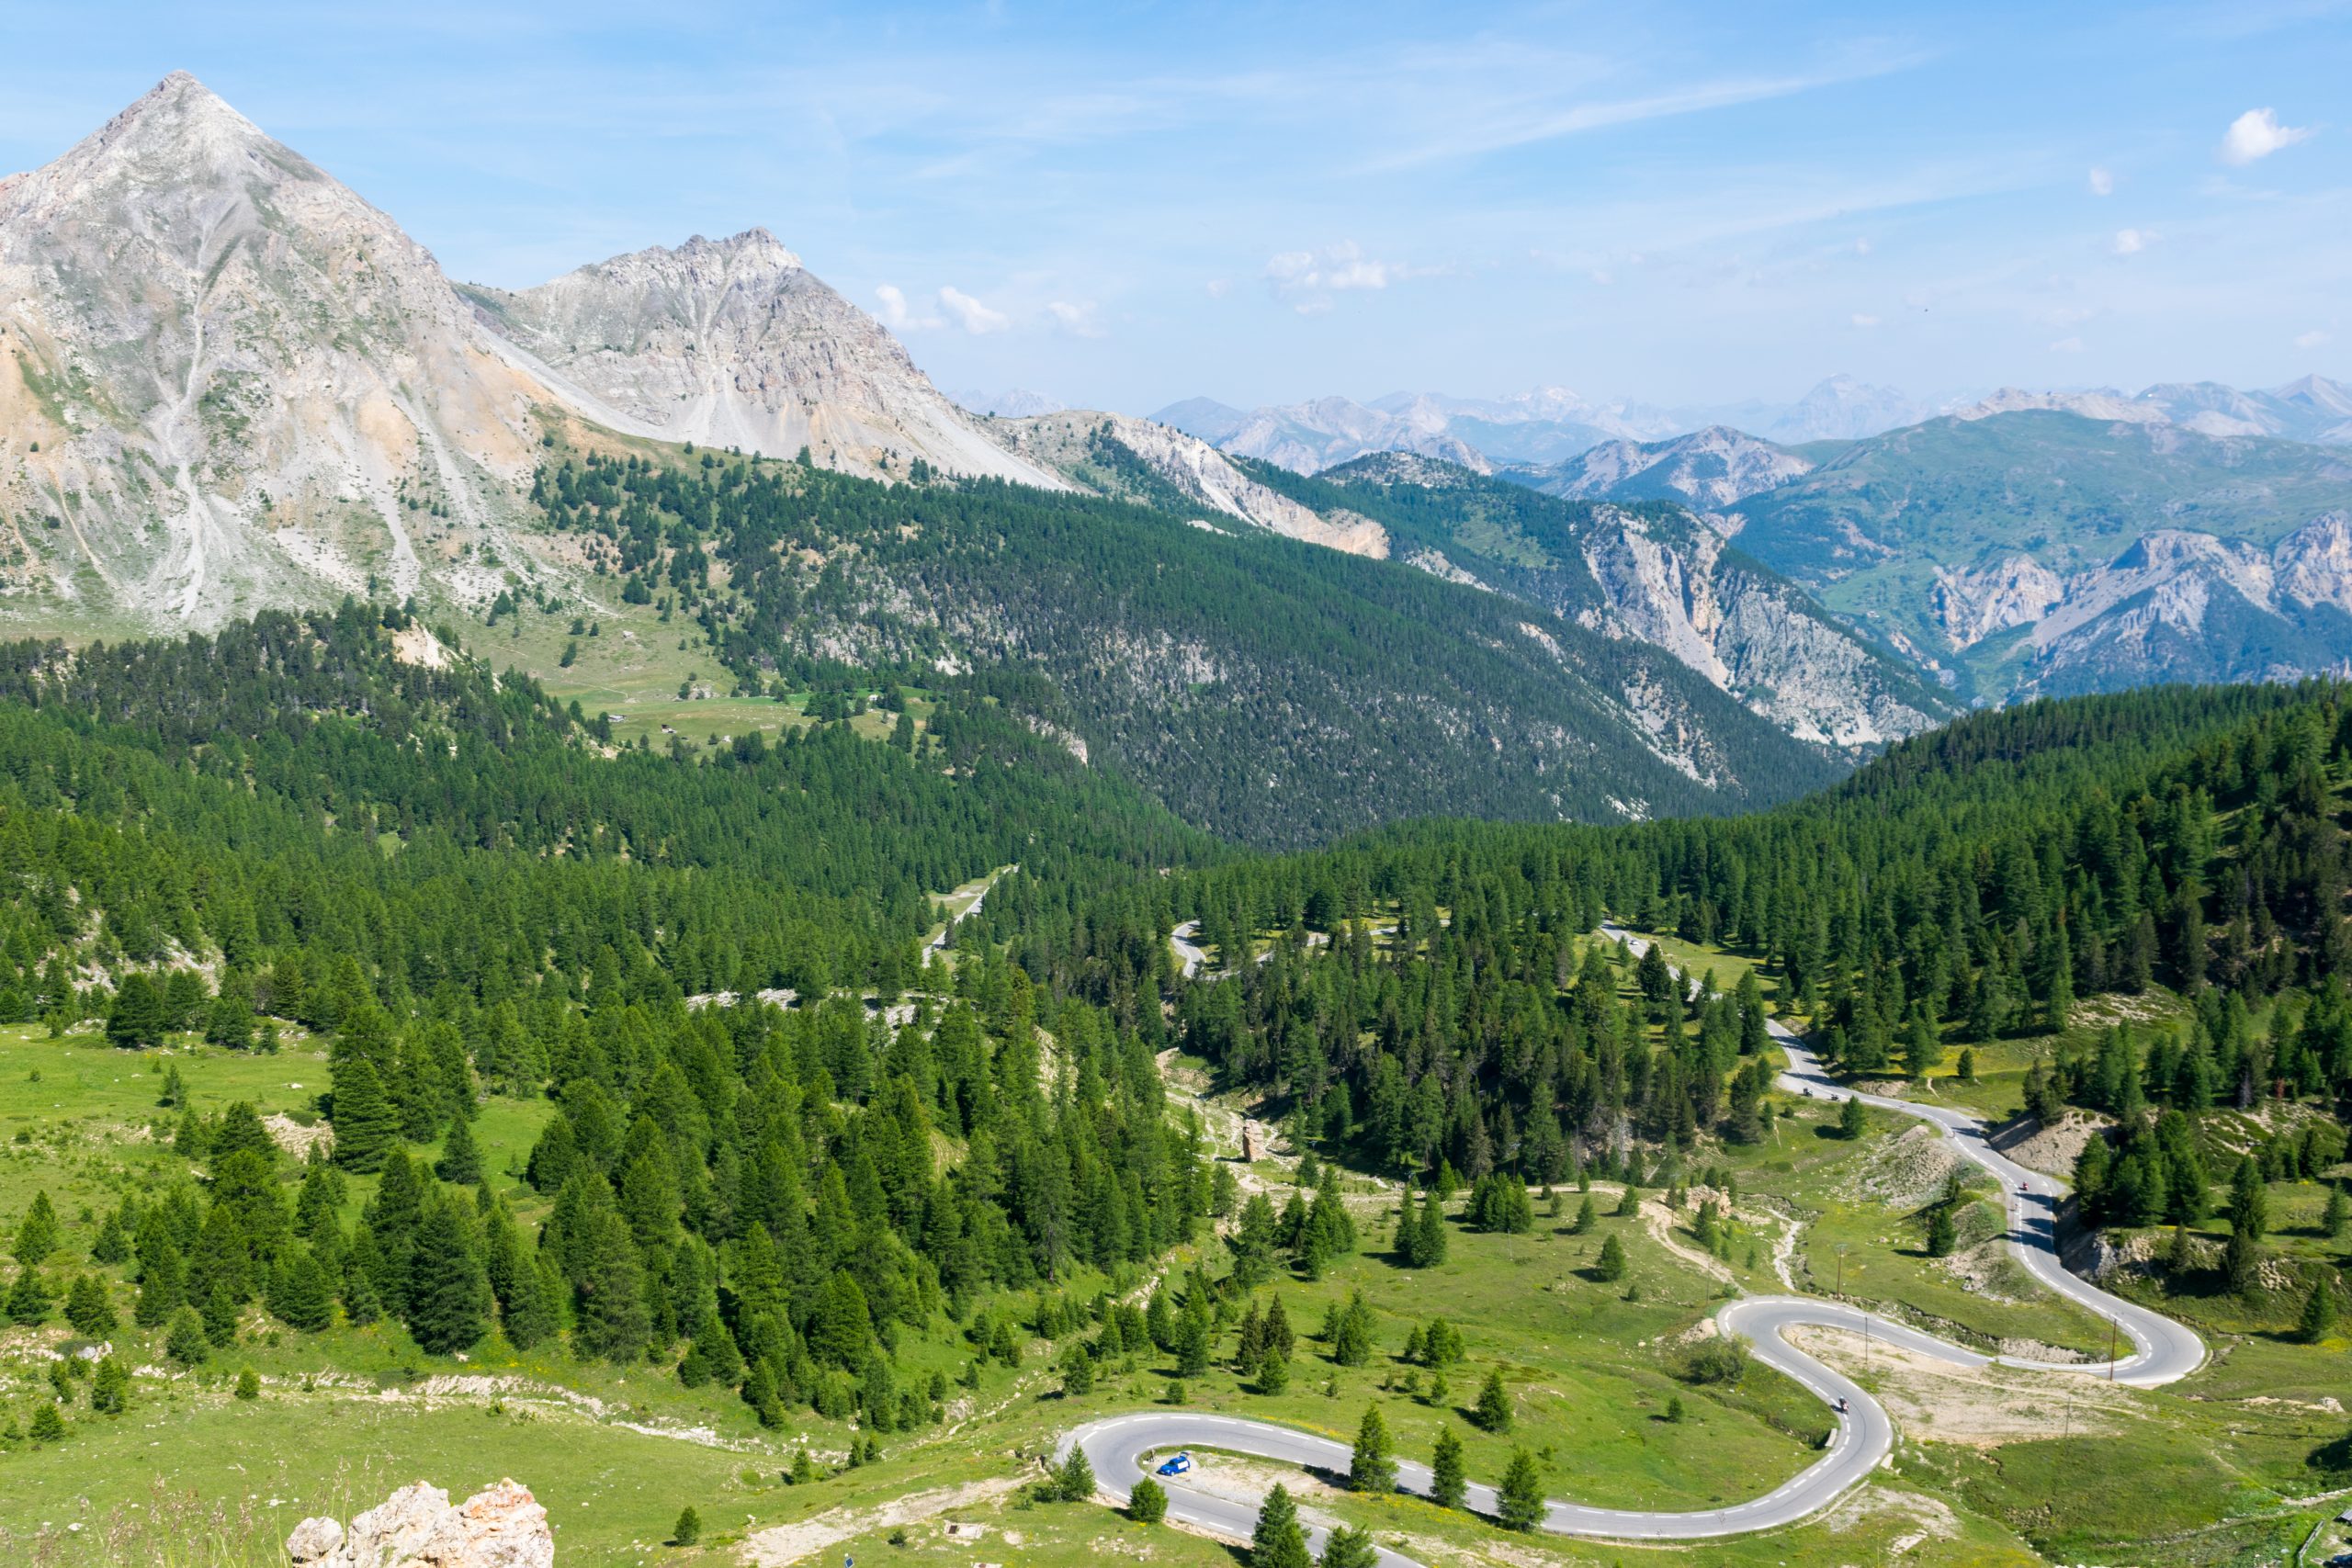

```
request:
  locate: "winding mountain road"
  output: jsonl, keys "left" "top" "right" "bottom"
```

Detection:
{"left": 1056, "top": 927, "right": 2204, "bottom": 1549}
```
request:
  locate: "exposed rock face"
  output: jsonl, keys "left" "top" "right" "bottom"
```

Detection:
{"left": 993, "top": 412, "right": 1387, "bottom": 556}
{"left": 461, "top": 232, "right": 1061, "bottom": 488}
{"left": 1577, "top": 508, "right": 1942, "bottom": 749}
{"left": 287, "top": 1478, "right": 552, "bottom": 1568}
{"left": 2012, "top": 513, "right": 2352, "bottom": 693}
{"left": 0, "top": 73, "right": 1064, "bottom": 634}
{"left": 1931, "top": 556, "right": 2067, "bottom": 646}
{"left": 1534, "top": 425, "right": 1814, "bottom": 510}
{"left": 0, "top": 71, "right": 550, "bottom": 625}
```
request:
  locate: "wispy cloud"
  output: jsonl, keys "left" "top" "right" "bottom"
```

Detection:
{"left": 1363, "top": 48, "right": 1928, "bottom": 172}
{"left": 939, "top": 286, "right": 1011, "bottom": 333}
{"left": 1045, "top": 299, "right": 1105, "bottom": 337}
{"left": 2087, "top": 165, "right": 2114, "bottom": 196}
{"left": 1263, "top": 241, "right": 1430, "bottom": 312}
{"left": 874, "top": 284, "right": 943, "bottom": 331}
{"left": 2111, "top": 228, "right": 2150, "bottom": 254}
{"left": 2219, "top": 107, "right": 2314, "bottom": 164}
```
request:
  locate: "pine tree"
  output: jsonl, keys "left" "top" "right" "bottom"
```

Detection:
{"left": 404, "top": 1194, "right": 490, "bottom": 1354}
{"left": 2223, "top": 1225, "right": 2262, "bottom": 1299}
{"left": 1331, "top": 1291, "right": 1374, "bottom": 1366}
{"left": 1257, "top": 1346, "right": 1291, "bottom": 1394}
{"left": 1349, "top": 1404, "right": 1395, "bottom": 1493}
{"left": 106, "top": 973, "right": 166, "bottom": 1048}
{"left": 1055, "top": 1445, "right": 1096, "bottom": 1502}
{"left": 1413, "top": 1190, "right": 1448, "bottom": 1265}
{"left": 165, "top": 1304, "right": 211, "bottom": 1365}
{"left": 1430, "top": 1424, "right": 1466, "bottom": 1508}
{"left": 1319, "top": 1527, "right": 1376, "bottom": 1568}
{"left": 1926, "top": 1205, "right": 1957, "bottom": 1258}
{"left": 1838, "top": 1097, "right": 1866, "bottom": 1140}
{"left": 435, "top": 1116, "right": 483, "bottom": 1186}
{"left": 28, "top": 1402, "right": 65, "bottom": 1446}
{"left": 64, "top": 1274, "right": 116, "bottom": 1337}
{"left": 90, "top": 1355, "right": 130, "bottom": 1416}
{"left": 569, "top": 1190, "right": 650, "bottom": 1362}
{"left": 268, "top": 1244, "right": 335, "bottom": 1333}
{"left": 1595, "top": 1235, "right": 1627, "bottom": 1282}
{"left": 1497, "top": 1449, "right": 1545, "bottom": 1532}
{"left": 2324, "top": 1185, "right": 2349, "bottom": 1241}
{"left": 1476, "top": 1368, "right": 1512, "bottom": 1432}
{"left": 1128, "top": 1477, "right": 1168, "bottom": 1523}
{"left": 2297, "top": 1277, "right": 2336, "bottom": 1344}
{"left": 1571, "top": 1194, "right": 1596, "bottom": 1234}
{"left": 15, "top": 1191, "right": 60, "bottom": 1264}
{"left": 235, "top": 1367, "right": 262, "bottom": 1401}
{"left": 330, "top": 1055, "right": 400, "bottom": 1173}
{"left": 90, "top": 1206, "right": 131, "bottom": 1265}
{"left": 200, "top": 1280, "right": 239, "bottom": 1347}
{"left": 1613, "top": 1181, "right": 1640, "bottom": 1216}
{"left": 6, "top": 1264, "right": 51, "bottom": 1325}
{"left": 135, "top": 1246, "right": 186, "bottom": 1327}
{"left": 673, "top": 1507, "right": 701, "bottom": 1546}
{"left": 2229, "top": 1157, "right": 2268, "bottom": 1240}
{"left": 1250, "top": 1483, "right": 1311, "bottom": 1568}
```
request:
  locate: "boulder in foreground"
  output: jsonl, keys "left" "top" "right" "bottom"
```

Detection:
{"left": 287, "top": 1478, "right": 552, "bottom": 1568}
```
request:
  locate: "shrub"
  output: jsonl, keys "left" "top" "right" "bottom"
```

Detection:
{"left": 1128, "top": 1477, "right": 1168, "bottom": 1523}
{"left": 1683, "top": 1335, "right": 1750, "bottom": 1386}
{"left": 673, "top": 1506, "right": 701, "bottom": 1546}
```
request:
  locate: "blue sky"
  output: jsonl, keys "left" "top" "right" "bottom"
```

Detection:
{"left": 4, "top": 1, "right": 2348, "bottom": 414}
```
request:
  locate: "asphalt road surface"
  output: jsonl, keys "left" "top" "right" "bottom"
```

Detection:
{"left": 1055, "top": 928, "right": 2204, "bottom": 1551}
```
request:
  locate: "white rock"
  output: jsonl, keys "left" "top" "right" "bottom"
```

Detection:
{"left": 285, "top": 1478, "right": 552, "bottom": 1568}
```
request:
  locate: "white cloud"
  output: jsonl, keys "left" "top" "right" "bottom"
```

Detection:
{"left": 2219, "top": 107, "right": 2313, "bottom": 165}
{"left": 2049, "top": 335, "right": 2085, "bottom": 353}
{"left": 1853, "top": 237, "right": 1872, "bottom": 256}
{"left": 1045, "top": 299, "right": 1105, "bottom": 338}
{"left": 2087, "top": 165, "right": 2114, "bottom": 196}
{"left": 1263, "top": 241, "right": 1412, "bottom": 312}
{"left": 1849, "top": 312, "right": 1881, "bottom": 328}
{"left": 2111, "top": 227, "right": 2150, "bottom": 255}
{"left": 939, "top": 286, "right": 1011, "bottom": 334}
{"left": 874, "top": 284, "right": 943, "bottom": 331}
{"left": 1204, "top": 278, "right": 1232, "bottom": 299}
{"left": 2296, "top": 329, "right": 2331, "bottom": 349}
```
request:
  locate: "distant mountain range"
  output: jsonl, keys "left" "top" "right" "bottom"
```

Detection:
{"left": 1157, "top": 375, "right": 2352, "bottom": 477}
{"left": 952, "top": 388, "right": 1067, "bottom": 419}
{"left": 1515, "top": 409, "right": 2352, "bottom": 705}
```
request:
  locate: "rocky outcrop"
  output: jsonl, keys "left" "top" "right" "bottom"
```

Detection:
{"left": 1996, "top": 513, "right": 2352, "bottom": 694}
{"left": 1577, "top": 508, "right": 1943, "bottom": 750}
{"left": 0, "top": 73, "right": 1064, "bottom": 634}
{"left": 1536, "top": 425, "right": 1814, "bottom": 510}
{"left": 994, "top": 412, "right": 1386, "bottom": 556}
{"left": 0, "top": 72, "right": 552, "bottom": 626}
{"left": 461, "top": 232, "right": 1061, "bottom": 489}
{"left": 287, "top": 1479, "right": 552, "bottom": 1568}
{"left": 1931, "top": 556, "right": 2066, "bottom": 646}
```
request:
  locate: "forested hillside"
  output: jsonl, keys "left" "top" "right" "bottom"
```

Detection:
{"left": 1071, "top": 683, "right": 2352, "bottom": 1297}
{"left": 0, "top": 605, "right": 1230, "bottom": 1435}
{"left": 531, "top": 446, "right": 1842, "bottom": 846}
